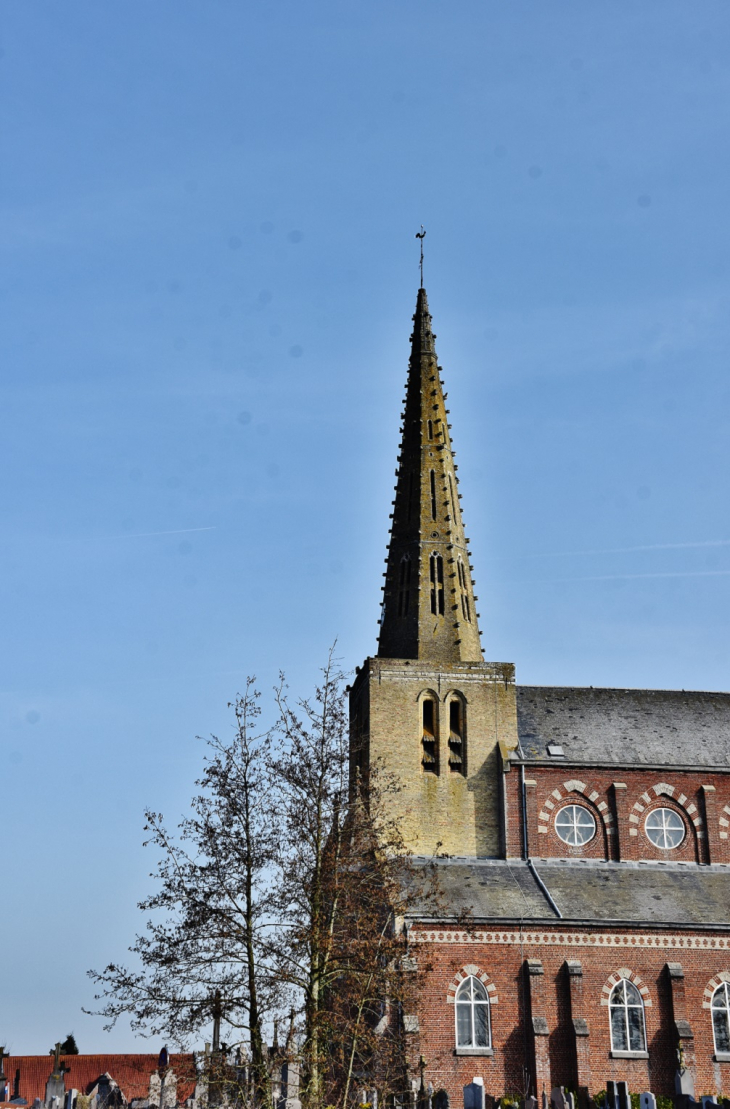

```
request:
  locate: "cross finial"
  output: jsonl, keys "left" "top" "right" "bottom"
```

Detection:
{"left": 415, "top": 225, "right": 426, "bottom": 287}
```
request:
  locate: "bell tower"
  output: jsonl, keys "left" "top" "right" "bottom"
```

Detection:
{"left": 349, "top": 284, "right": 519, "bottom": 857}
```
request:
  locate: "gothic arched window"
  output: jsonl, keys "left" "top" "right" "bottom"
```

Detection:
{"left": 712, "top": 983, "right": 730, "bottom": 1054}
{"left": 609, "top": 979, "right": 646, "bottom": 1053}
{"left": 430, "top": 553, "right": 444, "bottom": 615}
{"left": 455, "top": 976, "right": 490, "bottom": 1048}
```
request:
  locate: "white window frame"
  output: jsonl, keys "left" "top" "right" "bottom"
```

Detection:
{"left": 455, "top": 975, "right": 491, "bottom": 1049}
{"left": 609, "top": 978, "right": 647, "bottom": 1054}
{"left": 554, "top": 803, "right": 596, "bottom": 846}
{"left": 644, "top": 807, "right": 685, "bottom": 850}
{"left": 712, "top": 983, "right": 730, "bottom": 1056}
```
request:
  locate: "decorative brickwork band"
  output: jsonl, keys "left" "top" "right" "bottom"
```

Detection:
{"left": 411, "top": 929, "right": 730, "bottom": 949}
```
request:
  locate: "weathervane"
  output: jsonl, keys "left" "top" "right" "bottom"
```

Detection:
{"left": 415, "top": 225, "right": 426, "bottom": 287}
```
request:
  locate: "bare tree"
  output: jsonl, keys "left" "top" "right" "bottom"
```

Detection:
{"left": 88, "top": 652, "right": 438, "bottom": 1109}
{"left": 87, "top": 679, "right": 278, "bottom": 1100}
{"left": 271, "top": 648, "right": 436, "bottom": 1109}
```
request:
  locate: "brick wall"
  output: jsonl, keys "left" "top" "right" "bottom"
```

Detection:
{"left": 505, "top": 765, "right": 730, "bottom": 865}
{"left": 406, "top": 927, "right": 730, "bottom": 1104}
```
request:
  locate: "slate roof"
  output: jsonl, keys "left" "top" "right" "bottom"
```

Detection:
{"left": 515, "top": 685, "right": 730, "bottom": 767}
{"left": 409, "top": 858, "right": 730, "bottom": 928}
{"left": 0, "top": 1056, "right": 196, "bottom": 1106}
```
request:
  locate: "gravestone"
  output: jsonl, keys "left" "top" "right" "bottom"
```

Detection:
{"left": 551, "top": 1089, "right": 569, "bottom": 1109}
{"left": 607, "top": 1082, "right": 630, "bottom": 1109}
{"left": 463, "top": 1080, "right": 485, "bottom": 1109}
{"left": 525, "top": 1098, "right": 538, "bottom": 1109}
{"left": 702, "top": 1099, "right": 719, "bottom": 1109}
{"left": 434, "top": 1091, "right": 449, "bottom": 1109}
{"left": 45, "top": 1046, "right": 69, "bottom": 1109}
{"left": 640, "top": 1094, "right": 657, "bottom": 1109}
{"left": 676, "top": 1069, "right": 695, "bottom": 1099}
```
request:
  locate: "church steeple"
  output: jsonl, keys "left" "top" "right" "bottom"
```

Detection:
{"left": 377, "top": 288, "right": 483, "bottom": 662}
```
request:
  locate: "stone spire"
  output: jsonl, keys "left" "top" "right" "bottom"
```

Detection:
{"left": 377, "top": 288, "right": 483, "bottom": 662}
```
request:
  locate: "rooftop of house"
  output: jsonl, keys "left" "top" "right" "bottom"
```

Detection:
{"left": 0, "top": 1056, "right": 196, "bottom": 1106}
{"left": 515, "top": 685, "right": 730, "bottom": 768}
{"left": 407, "top": 856, "right": 730, "bottom": 928}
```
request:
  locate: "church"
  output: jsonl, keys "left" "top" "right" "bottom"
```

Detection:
{"left": 348, "top": 285, "right": 730, "bottom": 1108}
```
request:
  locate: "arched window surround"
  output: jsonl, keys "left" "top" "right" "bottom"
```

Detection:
{"left": 607, "top": 976, "right": 648, "bottom": 1055}
{"left": 417, "top": 689, "right": 440, "bottom": 775}
{"left": 537, "top": 779, "right": 614, "bottom": 852}
{"left": 601, "top": 968, "right": 651, "bottom": 1057}
{"left": 629, "top": 783, "right": 704, "bottom": 849}
{"left": 446, "top": 965, "right": 498, "bottom": 1055}
{"left": 443, "top": 689, "right": 467, "bottom": 776}
{"left": 705, "top": 973, "right": 730, "bottom": 1058}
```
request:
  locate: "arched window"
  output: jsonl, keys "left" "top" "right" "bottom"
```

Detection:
{"left": 421, "top": 698, "right": 438, "bottom": 773}
{"left": 712, "top": 983, "right": 730, "bottom": 1054}
{"left": 455, "top": 976, "right": 490, "bottom": 1048}
{"left": 427, "top": 419, "right": 434, "bottom": 441}
{"left": 398, "top": 555, "right": 411, "bottom": 616}
{"left": 430, "top": 470, "right": 437, "bottom": 520}
{"left": 430, "top": 554, "right": 444, "bottom": 615}
{"left": 609, "top": 979, "right": 646, "bottom": 1053}
{"left": 448, "top": 698, "right": 466, "bottom": 775}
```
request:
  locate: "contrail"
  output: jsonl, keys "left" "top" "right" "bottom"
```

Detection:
{"left": 103, "top": 526, "right": 217, "bottom": 540}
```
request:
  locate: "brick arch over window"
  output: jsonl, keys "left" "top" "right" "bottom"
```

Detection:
{"left": 537, "top": 780, "right": 614, "bottom": 838}
{"left": 600, "top": 968, "right": 652, "bottom": 1008}
{"left": 629, "top": 782, "right": 705, "bottom": 841}
{"left": 446, "top": 965, "right": 499, "bottom": 1006}
{"left": 717, "top": 805, "right": 730, "bottom": 842}
{"left": 703, "top": 971, "right": 730, "bottom": 1009}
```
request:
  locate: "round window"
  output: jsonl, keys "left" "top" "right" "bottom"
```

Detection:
{"left": 555, "top": 804, "right": 596, "bottom": 846}
{"left": 645, "top": 807, "right": 685, "bottom": 849}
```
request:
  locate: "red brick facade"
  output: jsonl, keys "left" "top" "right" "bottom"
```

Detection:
{"left": 503, "top": 766, "right": 730, "bottom": 865}
{"left": 406, "top": 928, "right": 730, "bottom": 1105}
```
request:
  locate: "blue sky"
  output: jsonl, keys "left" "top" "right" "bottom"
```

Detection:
{"left": 3, "top": 0, "right": 730, "bottom": 1053}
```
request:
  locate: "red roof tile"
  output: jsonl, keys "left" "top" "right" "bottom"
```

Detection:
{"left": 0, "top": 1056, "right": 197, "bottom": 1105}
